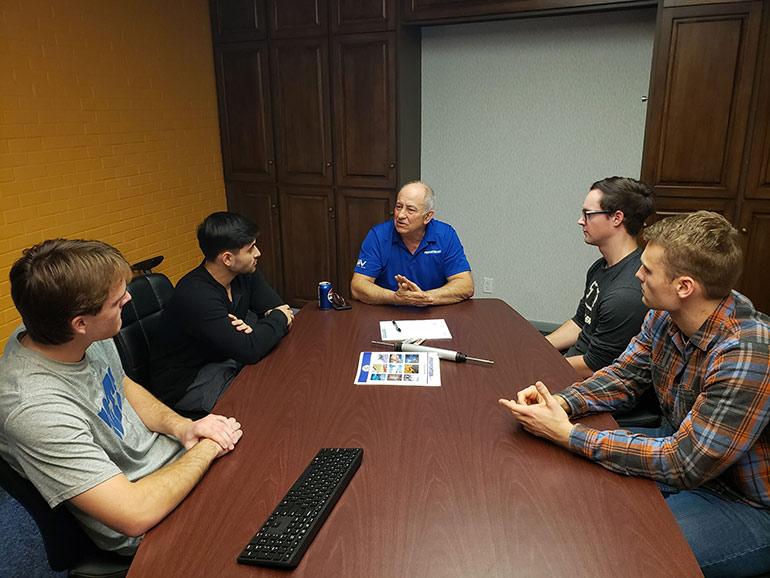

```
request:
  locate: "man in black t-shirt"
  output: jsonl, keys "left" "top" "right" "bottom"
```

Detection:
{"left": 546, "top": 177, "right": 655, "bottom": 379}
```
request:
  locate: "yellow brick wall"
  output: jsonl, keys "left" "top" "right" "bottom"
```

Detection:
{"left": 0, "top": 0, "right": 227, "bottom": 348}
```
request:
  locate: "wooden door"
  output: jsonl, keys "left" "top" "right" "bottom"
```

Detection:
{"left": 332, "top": 32, "right": 397, "bottom": 188}
{"left": 214, "top": 43, "right": 275, "bottom": 182}
{"left": 335, "top": 188, "right": 394, "bottom": 296}
{"left": 330, "top": 0, "right": 396, "bottom": 33}
{"left": 744, "top": 8, "right": 770, "bottom": 200}
{"left": 641, "top": 2, "right": 762, "bottom": 198}
{"left": 279, "top": 187, "right": 337, "bottom": 306}
{"left": 736, "top": 200, "right": 770, "bottom": 315}
{"left": 225, "top": 182, "right": 283, "bottom": 294}
{"left": 267, "top": 0, "right": 328, "bottom": 38}
{"left": 271, "top": 38, "right": 334, "bottom": 186}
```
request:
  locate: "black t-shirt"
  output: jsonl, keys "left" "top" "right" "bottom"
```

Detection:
{"left": 567, "top": 248, "right": 649, "bottom": 371}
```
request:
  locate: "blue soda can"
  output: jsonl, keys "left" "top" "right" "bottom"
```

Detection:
{"left": 318, "top": 281, "right": 332, "bottom": 309}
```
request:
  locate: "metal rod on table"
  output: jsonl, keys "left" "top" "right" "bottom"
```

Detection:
{"left": 371, "top": 341, "right": 494, "bottom": 365}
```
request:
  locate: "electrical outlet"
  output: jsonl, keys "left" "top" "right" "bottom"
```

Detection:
{"left": 482, "top": 277, "right": 494, "bottom": 294}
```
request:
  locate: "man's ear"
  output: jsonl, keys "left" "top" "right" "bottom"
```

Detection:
{"left": 71, "top": 315, "right": 88, "bottom": 336}
{"left": 675, "top": 276, "right": 696, "bottom": 299}
{"left": 611, "top": 210, "right": 625, "bottom": 228}
{"left": 219, "top": 250, "right": 234, "bottom": 267}
{"left": 423, "top": 210, "right": 434, "bottom": 225}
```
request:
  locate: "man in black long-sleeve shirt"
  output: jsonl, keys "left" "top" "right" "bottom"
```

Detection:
{"left": 150, "top": 212, "right": 293, "bottom": 414}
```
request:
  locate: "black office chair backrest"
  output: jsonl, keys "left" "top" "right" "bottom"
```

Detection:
{"left": 0, "top": 453, "right": 93, "bottom": 571}
{"left": 114, "top": 273, "right": 174, "bottom": 386}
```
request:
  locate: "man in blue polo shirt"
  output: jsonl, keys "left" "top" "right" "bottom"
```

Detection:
{"left": 351, "top": 181, "right": 473, "bottom": 307}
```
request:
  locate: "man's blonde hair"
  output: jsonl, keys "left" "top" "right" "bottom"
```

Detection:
{"left": 10, "top": 239, "right": 132, "bottom": 345}
{"left": 642, "top": 211, "right": 742, "bottom": 300}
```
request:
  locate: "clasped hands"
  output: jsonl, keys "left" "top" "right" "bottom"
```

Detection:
{"left": 498, "top": 381, "right": 574, "bottom": 447}
{"left": 178, "top": 414, "right": 243, "bottom": 458}
{"left": 393, "top": 274, "right": 434, "bottom": 307}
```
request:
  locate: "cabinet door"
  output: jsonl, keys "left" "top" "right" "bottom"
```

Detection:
{"left": 737, "top": 201, "right": 770, "bottom": 315}
{"left": 744, "top": 10, "right": 770, "bottom": 200}
{"left": 271, "top": 38, "right": 334, "bottom": 186}
{"left": 644, "top": 197, "right": 735, "bottom": 227}
{"left": 279, "top": 187, "right": 337, "bottom": 306}
{"left": 641, "top": 2, "right": 762, "bottom": 198}
{"left": 225, "top": 182, "right": 283, "bottom": 294}
{"left": 214, "top": 43, "right": 275, "bottom": 182}
{"left": 333, "top": 33, "right": 397, "bottom": 189}
{"left": 210, "top": 0, "right": 266, "bottom": 42}
{"left": 402, "top": 0, "right": 648, "bottom": 22}
{"left": 331, "top": 0, "right": 395, "bottom": 33}
{"left": 267, "top": 0, "right": 328, "bottom": 38}
{"left": 335, "top": 188, "right": 394, "bottom": 296}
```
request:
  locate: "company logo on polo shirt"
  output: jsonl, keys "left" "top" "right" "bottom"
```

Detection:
{"left": 98, "top": 366, "right": 124, "bottom": 439}
{"left": 423, "top": 250, "right": 442, "bottom": 254}
{"left": 356, "top": 259, "right": 367, "bottom": 268}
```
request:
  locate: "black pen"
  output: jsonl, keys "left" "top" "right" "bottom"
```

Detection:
{"left": 392, "top": 320, "right": 401, "bottom": 332}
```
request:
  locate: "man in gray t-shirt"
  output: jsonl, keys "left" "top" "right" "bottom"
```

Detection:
{"left": 546, "top": 177, "right": 655, "bottom": 379}
{"left": 0, "top": 239, "right": 243, "bottom": 555}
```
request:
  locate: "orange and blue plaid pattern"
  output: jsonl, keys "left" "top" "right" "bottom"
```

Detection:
{"left": 560, "top": 291, "right": 770, "bottom": 507}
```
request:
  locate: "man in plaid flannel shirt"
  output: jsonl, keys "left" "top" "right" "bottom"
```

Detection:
{"left": 500, "top": 211, "right": 770, "bottom": 577}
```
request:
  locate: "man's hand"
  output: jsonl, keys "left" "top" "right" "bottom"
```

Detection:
{"left": 266, "top": 304, "right": 294, "bottom": 329}
{"left": 393, "top": 275, "right": 435, "bottom": 307}
{"left": 228, "top": 314, "right": 253, "bottom": 334}
{"left": 498, "top": 381, "right": 574, "bottom": 447}
{"left": 177, "top": 414, "right": 243, "bottom": 457}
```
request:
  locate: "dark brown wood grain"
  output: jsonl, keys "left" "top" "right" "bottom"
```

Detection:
{"left": 128, "top": 300, "right": 701, "bottom": 577}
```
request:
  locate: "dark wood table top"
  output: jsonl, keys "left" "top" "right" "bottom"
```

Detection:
{"left": 128, "top": 299, "right": 701, "bottom": 577}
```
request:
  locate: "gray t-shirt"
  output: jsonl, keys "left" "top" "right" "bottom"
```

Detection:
{"left": 0, "top": 327, "right": 185, "bottom": 554}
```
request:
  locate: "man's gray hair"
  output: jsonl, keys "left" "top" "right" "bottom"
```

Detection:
{"left": 403, "top": 181, "right": 435, "bottom": 215}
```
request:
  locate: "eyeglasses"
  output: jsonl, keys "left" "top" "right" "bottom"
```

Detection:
{"left": 581, "top": 209, "right": 613, "bottom": 221}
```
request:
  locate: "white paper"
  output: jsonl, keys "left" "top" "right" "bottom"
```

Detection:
{"left": 354, "top": 351, "right": 441, "bottom": 387}
{"left": 379, "top": 319, "right": 452, "bottom": 342}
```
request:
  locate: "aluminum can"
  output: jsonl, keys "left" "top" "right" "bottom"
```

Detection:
{"left": 318, "top": 281, "right": 332, "bottom": 309}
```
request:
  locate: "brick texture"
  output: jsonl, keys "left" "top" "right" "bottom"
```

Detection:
{"left": 0, "top": 0, "right": 227, "bottom": 349}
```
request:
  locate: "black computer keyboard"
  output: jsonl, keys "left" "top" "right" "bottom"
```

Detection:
{"left": 237, "top": 447, "right": 363, "bottom": 568}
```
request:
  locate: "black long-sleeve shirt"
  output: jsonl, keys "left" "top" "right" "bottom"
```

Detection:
{"left": 149, "top": 263, "right": 289, "bottom": 405}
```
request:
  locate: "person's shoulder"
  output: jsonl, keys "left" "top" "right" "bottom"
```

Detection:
{"left": 725, "top": 291, "right": 770, "bottom": 345}
{"left": 429, "top": 219, "right": 462, "bottom": 240}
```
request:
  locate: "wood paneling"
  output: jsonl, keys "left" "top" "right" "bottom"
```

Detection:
{"left": 335, "top": 188, "right": 394, "bottom": 296}
{"left": 333, "top": 33, "right": 397, "bottom": 188}
{"left": 745, "top": 9, "right": 770, "bottom": 200}
{"left": 279, "top": 187, "right": 337, "bottom": 307}
{"left": 641, "top": 2, "right": 762, "bottom": 198}
{"left": 214, "top": 43, "right": 275, "bottom": 182}
{"left": 271, "top": 38, "right": 334, "bottom": 186}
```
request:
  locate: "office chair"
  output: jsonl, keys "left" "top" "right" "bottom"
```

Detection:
{"left": 114, "top": 265, "right": 174, "bottom": 387}
{"left": 0, "top": 454, "right": 132, "bottom": 577}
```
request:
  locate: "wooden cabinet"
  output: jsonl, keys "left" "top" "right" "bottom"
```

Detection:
{"left": 211, "top": 0, "right": 419, "bottom": 307}
{"left": 270, "top": 38, "right": 334, "bottom": 185}
{"left": 214, "top": 43, "right": 275, "bottom": 182}
{"left": 331, "top": 0, "right": 396, "bottom": 33}
{"left": 225, "top": 182, "right": 283, "bottom": 293}
{"left": 267, "top": 0, "right": 328, "bottom": 38}
{"left": 335, "top": 188, "right": 394, "bottom": 293}
{"left": 332, "top": 32, "right": 397, "bottom": 188}
{"left": 209, "top": 0, "right": 266, "bottom": 42}
{"left": 402, "top": 0, "right": 653, "bottom": 23}
{"left": 279, "top": 187, "right": 337, "bottom": 306}
{"left": 641, "top": 0, "right": 770, "bottom": 312}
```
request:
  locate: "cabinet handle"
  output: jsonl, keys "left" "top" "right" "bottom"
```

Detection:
{"left": 389, "top": 163, "right": 395, "bottom": 169}
{"left": 740, "top": 228, "right": 748, "bottom": 234}
{"left": 326, "top": 162, "right": 332, "bottom": 167}
{"left": 268, "top": 160, "right": 273, "bottom": 165}
{"left": 329, "top": 207, "right": 335, "bottom": 220}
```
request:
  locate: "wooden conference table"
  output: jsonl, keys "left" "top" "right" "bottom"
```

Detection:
{"left": 128, "top": 299, "right": 701, "bottom": 577}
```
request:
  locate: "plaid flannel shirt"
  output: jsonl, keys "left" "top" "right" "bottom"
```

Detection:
{"left": 559, "top": 291, "right": 770, "bottom": 507}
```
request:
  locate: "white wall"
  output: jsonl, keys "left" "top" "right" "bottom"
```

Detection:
{"left": 421, "top": 8, "right": 656, "bottom": 323}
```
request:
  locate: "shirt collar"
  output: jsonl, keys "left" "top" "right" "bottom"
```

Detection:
{"left": 672, "top": 292, "right": 736, "bottom": 352}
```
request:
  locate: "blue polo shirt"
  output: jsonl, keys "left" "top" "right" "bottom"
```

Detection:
{"left": 353, "top": 219, "right": 471, "bottom": 291}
